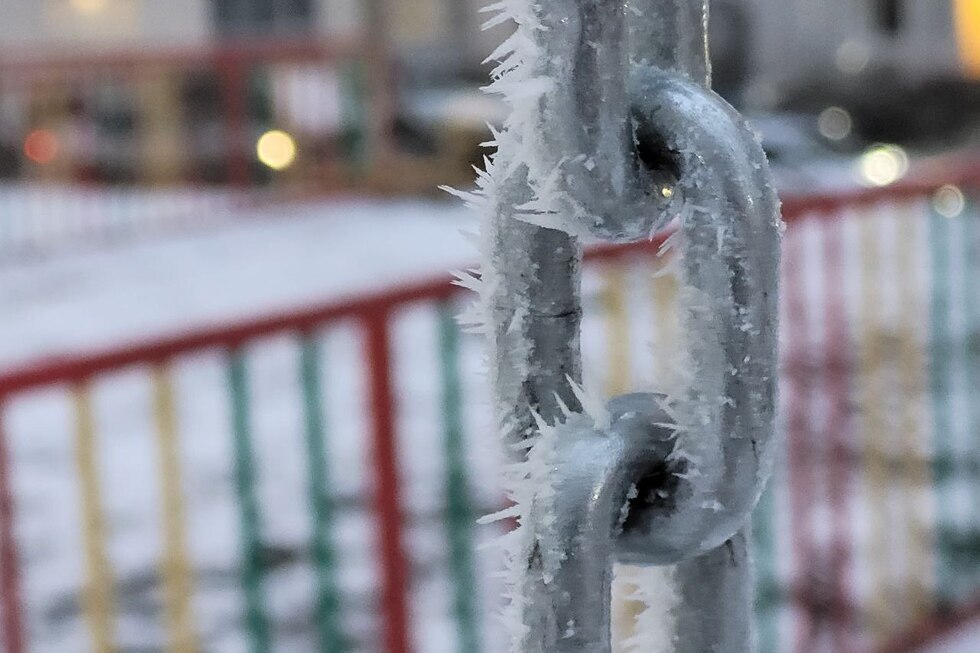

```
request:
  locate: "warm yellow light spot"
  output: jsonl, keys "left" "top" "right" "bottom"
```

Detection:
{"left": 933, "top": 185, "right": 967, "bottom": 218}
{"left": 256, "top": 130, "right": 297, "bottom": 171}
{"left": 955, "top": 0, "right": 980, "bottom": 79}
{"left": 858, "top": 144, "right": 909, "bottom": 187}
{"left": 70, "top": 0, "right": 108, "bottom": 14}
{"left": 660, "top": 185, "right": 674, "bottom": 199}
{"left": 818, "top": 107, "right": 853, "bottom": 141}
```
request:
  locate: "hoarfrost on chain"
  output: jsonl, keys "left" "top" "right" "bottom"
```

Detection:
{"left": 450, "top": 0, "right": 782, "bottom": 650}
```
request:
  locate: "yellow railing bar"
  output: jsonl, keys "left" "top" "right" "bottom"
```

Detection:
{"left": 603, "top": 265, "right": 631, "bottom": 396}
{"left": 857, "top": 215, "right": 892, "bottom": 640}
{"left": 153, "top": 367, "right": 198, "bottom": 653}
{"left": 651, "top": 257, "right": 681, "bottom": 391}
{"left": 895, "top": 206, "right": 934, "bottom": 617}
{"left": 73, "top": 385, "right": 115, "bottom": 653}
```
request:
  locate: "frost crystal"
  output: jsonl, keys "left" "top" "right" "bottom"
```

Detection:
{"left": 462, "top": 0, "right": 782, "bottom": 650}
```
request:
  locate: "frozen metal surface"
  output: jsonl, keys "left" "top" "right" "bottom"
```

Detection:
{"left": 484, "top": 0, "right": 780, "bottom": 651}
{"left": 518, "top": 396, "right": 678, "bottom": 652}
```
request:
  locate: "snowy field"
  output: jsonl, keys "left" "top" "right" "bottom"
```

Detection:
{"left": 0, "top": 197, "right": 477, "bottom": 368}
{"left": 3, "top": 192, "right": 980, "bottom": 653}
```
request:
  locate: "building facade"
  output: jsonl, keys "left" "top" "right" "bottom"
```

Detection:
{"left": 1, "top": 1, "right": 966, "bottom": 89}
{"left": 727, "top": 0, "right": 962, "bottom": 103}
{"left": 0, "top": 0, "right": 491, "bottom": 69}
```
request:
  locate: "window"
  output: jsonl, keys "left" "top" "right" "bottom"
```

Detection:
{"left": 213, "top": 0, "right": 315, "bottom": 37}
{"left": 874, "top": 0, "right": 903, "bottom": 34}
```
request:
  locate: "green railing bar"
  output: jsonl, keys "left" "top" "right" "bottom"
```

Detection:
{"left": 300, "top": 337, "right": 348, "bottom": 652}
{"left": 929, "top": 206, "right": 956, "bottom": 603}
{"left": 962, "top": 203, "right": 980, "bottom": 597}
{"left": 229, "top": 351, "right": 271, "bottom": 653}
{"left": 963, "top": 199, "right": 980, "bottom": 592}
{"left": 438, "top": 305, "right": 481, "bottom": 653}
{"left": 752, "top": 483, "right": 778, "bottom": 653}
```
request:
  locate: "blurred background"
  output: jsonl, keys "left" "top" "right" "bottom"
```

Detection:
{"left": 0, "top": 1, "right": 979, "bottom": 652}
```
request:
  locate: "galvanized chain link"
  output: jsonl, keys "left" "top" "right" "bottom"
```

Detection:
{"left": 486, "top": 0, "right": 781, "bottom": 651}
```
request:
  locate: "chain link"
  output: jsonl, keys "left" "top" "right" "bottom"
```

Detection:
{"left": 486, "top": 1, "right": 781, "bottom": 651}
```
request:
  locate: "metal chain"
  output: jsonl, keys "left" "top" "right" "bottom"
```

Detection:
{"left": 486, "top": 0, "right": 781, "bottom": 651}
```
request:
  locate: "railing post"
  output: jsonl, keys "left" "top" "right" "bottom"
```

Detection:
{"left": 363, "top": 311, "right": 411, "bottom": 653}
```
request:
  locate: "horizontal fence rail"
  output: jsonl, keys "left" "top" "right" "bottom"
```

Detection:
{"left": 1, "top": 167, "right": 980, "bottom": 653}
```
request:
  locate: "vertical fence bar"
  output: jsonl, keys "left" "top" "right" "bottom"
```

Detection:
{"left": 153, "top": 366, "right": 199, "bottom": 653}
{"left": 299, "top": 336, "right": 347, "bottom": 653}
{"left": 73, "top": 384, "right": 115, "bottom": 653}
{"left": 857, "top": 213, "right": 892, "bottom": 640}
{"left": 783, "top": 224, "right": 816, "bottom": 653}
{"left": 363, "top": 312, "right": 410, "bottom": 653}
{"left": 757, "top": 221, "right": 788, "bottom": 651}
{"left": 602, "top": 265, "right": 631, "bottom": 395}
{"left": 960, "top": 198, "right": 980, "bottom": 594}
{"left": 650, "top": 259, "right": 680, "bottom": 388}
{"left": 437, "top": 305, "right": 480, "bottom": 653}
{"left": 0, "top": 401, "right": 24, "bottom": 653}
{"left": 600, "top": 262, "right": 646, "bottom": 641}
{"left": 228, "top": 351, "right": 271, "bottom": 653}
{"left": 929, "top": 202, "right": 956, "bottom": 604}
{"left": 822, "top": 215, "right": 856, "bottom": 651}
{"left": 951, "top": 202, "right": 978, "bottom": 600}
{"left": 752, "top": 484, "right": 778, "bottom": 653}
{"left": 894, "top": 206, "right": 932, "bottom": 616}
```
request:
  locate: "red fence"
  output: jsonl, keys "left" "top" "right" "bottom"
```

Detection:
{"left": 2, "top": 167, "right": 980, "bottom": 653}
{"left": 0, "top": 39, "right": 397, "bottom": 260}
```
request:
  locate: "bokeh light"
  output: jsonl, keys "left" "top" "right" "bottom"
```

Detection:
{"left": 858, "top": 144, "right": 909, "bottom": 187}
{"left": 70, "top": 0, "right": 108, "bottom": 14}
{"left": 24, "top": 129, "right": 59, "bottom": 165}
{"left": 818, "top": 106, "right": 853, "bottom": 141}
{"left": 835, "top": 41, "right": 871, "bottom": 76}
{"left": 933, "top": 184, "right": 967, "bottom": 218}
{"left": 256, "top": 130, "right": 297, "bottom": 171}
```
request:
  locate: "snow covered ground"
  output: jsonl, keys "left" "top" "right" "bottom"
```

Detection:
{"left": 0, "top": 197, "right": 477, "bottom": 368}
{"left": 1, "top": 197, "right": 512, "bottom": 653}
